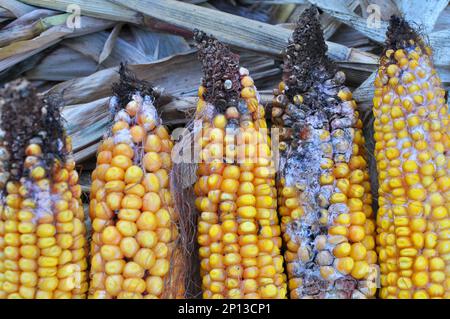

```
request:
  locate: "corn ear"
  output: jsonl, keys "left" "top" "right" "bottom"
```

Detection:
{"left": 373, "top": 17, "right": 450, "bottom": 299}
{"left": 193, "top": 31, "right": 287, "bottom": 299}
{"left": 272, "top": 8, "right": 378, "bottom": 299}
{"left": 87, "top": 65, "right": 184, "bottom": 299}
{"left": 0, "top": 79, "right": 88, "bottom": 299}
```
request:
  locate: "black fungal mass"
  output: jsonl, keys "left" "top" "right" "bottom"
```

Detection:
{"left": 386, "top": 16, "right": 425, "bottom": 52}
{"left": 112, "top": 63, "right": 159, "bottom": 113}
{"left": 194, "top": 29, "right": 241, "bottom": 111}
{"left": 0, "top": 79, "right": 66, "bottom": 181}
{"left": 384, "top": 16, "right": 427, "bottom": 63}
{"left": 283, "top": 6, "right": 336, "bottom": 100}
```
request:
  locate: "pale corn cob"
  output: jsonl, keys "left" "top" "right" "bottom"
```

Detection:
{"left": 193, "top": 31, "right": 287, "bottom": 299}
{"left": 88, "top": 66, "right": 184, "bottom": 299}
{"left": 373, "top": 17, "right": 450, "bottom": 299}
{"left": 271, "top": 8, "right": 378, "bottom": 299}
{"left": 0, "top": 79, "right": 88, "bottom": 299}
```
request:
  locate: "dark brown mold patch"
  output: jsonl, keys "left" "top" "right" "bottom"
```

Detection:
{"left": 283, "top": 6, "right": 336, "bottom": 99}
{"left": 0, "top": 79, "right": 66, "bottom": 181}
{"left": 194, "top": 30, "right": 241, "bottom": 111}
{"left": 111, "top": 63, "right": 159, "bottom": 112}
{"left": 386, "top": 16, "right": 426, "bottom": 53}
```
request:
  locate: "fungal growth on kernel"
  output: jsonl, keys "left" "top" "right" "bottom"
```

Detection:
{"left": 271, "top": 7, "right": 378, "bottom": 299}
{"left": 373, "top": 17, "right": 449, "bottom": 299}
{"left": 193, "top": 30, "right": 287, "bottom": 299}
{"left": 87, "top": 65, "right": 186, "bottom": 299}
{"left": 0, "top": 79, "right": 88, "bottom": 299}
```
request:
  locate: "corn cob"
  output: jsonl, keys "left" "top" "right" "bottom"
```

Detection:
{"left": 373, "top": 17, "right": 450, "bottom": 299}
{"left": 88, "top": 66, "right": 184, "bottom": 299}
{"left": 193, "top": 31, "right": 286, "bottom": 299}
{"left": 0, "top": 127, "right": 9, "bottom": 298}
{"left": 0, "top": 79, "right": 88, "bottom": 299}
{"left": 271, "top": 8, "right": 377, "bottom": 299}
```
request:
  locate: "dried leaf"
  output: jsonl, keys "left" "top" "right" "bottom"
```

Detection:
{"left": 429, "top": 30, "right": 450, "bottom": 66}
{"left": 98, "top": 22, "right": 123, "bottom": 65}
{"left": 63, "top": 31, "right": 151, "bottom": 67}
{"left": 434, "top": 5, "right": 450, "bottom": 31}
{"left": 353, "top": 71, "right": 376, "bottom": 104}
{"left": 0, "top": 7, "right": 14, "bottom": 18}
{"left": 321, "top": 0, "right": 360, "bottom": 39}
{"left": 0, "top": 16, "right": 114, "bottom": 72}
{"left": 311, "top": 0, "right": 388, "bottom": 43}
{"left": 25, "top": 47, "right": 98, "bottom": 81}
{"left": 314, "top": 0, "right": 450, "bottom": 66}
{"left": 0, "top": 12, "right": 68, "bottom": 47}
{"left": 359, "top": 0, "right": 398, "bottom": 20}
{"left": 63, "top": 97, "right": 110, "bottom": 153}
{"left": 129, "top": 26, "right": 191, "bottom": 60}
{"left": 109, "top": 0, "right": 378, "bottom": 64}
{"left": 0, "top": 0, "right": 35, "bottom": 17}
{"left": 394, "top": 0, "right": 449, "bottom": 33}
{"left": 0, "top": 49, "right": 46, "bottom": 81}
{"left": 4, "top": 8, "right": 54, "bottom": 28}
{"left": 20, "top": 0, "right": 142, "bottom": 23}
{"left": 47, "top": 50, "right": 200, "bottom": 106}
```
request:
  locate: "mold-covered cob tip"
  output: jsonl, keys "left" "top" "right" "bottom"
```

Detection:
{"left": 373, "top": 17, "right": 449, "bottom": 299}
{"left": 193, "top": 30, "right": 287, "bottom": 299}
{"left": 0, "top": 79, "right": 88, "bottom": 299}
{"left": 271, "top": 7, "right": 378, "bottom": 299}
{"left": 88, "top": 65, "right": 184, "bottom": 299}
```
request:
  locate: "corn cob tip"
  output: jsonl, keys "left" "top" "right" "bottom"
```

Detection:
{"left": 194, "top": 29, "right": 240, "bottom": 109}
{"left": 111, "top": 63, "right": 159, "bottom": 116}
{"left": 386, "top": 16, "right": 426, "bottom": 52}
{"left": 0, "top": 79, "right": 66, "bottom": 181}
{"left": 283, "top": 6, "right": 336, "bottom": 98}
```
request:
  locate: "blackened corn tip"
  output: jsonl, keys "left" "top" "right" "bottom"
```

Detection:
{"left": 386, "top": 16, "right": 425, "bottom": 53}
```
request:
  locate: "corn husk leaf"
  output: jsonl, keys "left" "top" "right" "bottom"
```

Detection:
{"left": 0, "top": 0, "right": 35, "bottom": 17}
{"left": 0, "top": 12, "right": 69, "bottom": 47}
{"left": 4, "top": 8, "right": 54, "bottom": 28}
{"left": 20, "top": 0, "right": 141, "bottom": 23}
{"left": 98, "top": 22, "right": 123, "bottom": 64}
{"left": 0, "top": 49, "right": 46, "bottom": 81}
{"left": 0, "top": 16, "right": 114, "bottom": 72}
{"left": 47, "top": 50, "right": 200, "bottom": 105}
{"left": 394, "top": 0, "right": 449, "bottom": 33}
{"left": 314, "top": 0, "right": 450, "bottom": 66}
{"left": 25, "top": 47, "right": 98, "bottom": 81}
{"left": 109, "top": 0, "right": 377, "bottom": 64}
{"left": 63, "top": 31, "right": 149, "bottom": 67}
{"left": 434, "top": 5, "right": 450, "bottom": 31}
{"left": 63, "top": 97, "right": 109, "bottom": 154}
{"left": 0, "top": 7, "right": 14, "bottom": 18}
{"left": 128, "top": 26, "right": 191, "bottom": 60}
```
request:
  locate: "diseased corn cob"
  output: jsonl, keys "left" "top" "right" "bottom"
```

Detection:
{"left": 0, "top": 79, "right": 88, "bottom": 299}
{"left": 88, "top": 66, "right": 184, "bottom": 299}
{"left": 271, "top": 8, "right": 378, "bottom": 299}
{"left": 373, "top": 17, "right": 450, "bottom": 299}
{"left": 193, "top": 31, "right": 286, "bottom": 299}
{"left": 0, "top": 127, "right": 9, "bottom": 298}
